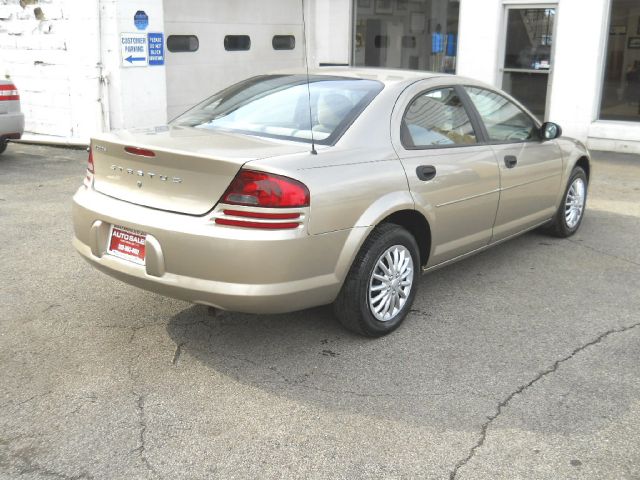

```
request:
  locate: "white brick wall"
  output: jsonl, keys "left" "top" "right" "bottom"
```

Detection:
{"left": 0, "top": 0, "right": 103, "bottom": 138}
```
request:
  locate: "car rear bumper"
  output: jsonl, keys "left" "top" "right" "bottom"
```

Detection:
{"left": 0, "top": 111, "right": 25, "bottom": 139}
{"left": 72, "top": 186, "right": 356, "bottom": 314}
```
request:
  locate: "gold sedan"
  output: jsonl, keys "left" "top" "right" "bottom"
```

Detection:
{"left": 72, "top": 68, "right": 590, "bottom": 336}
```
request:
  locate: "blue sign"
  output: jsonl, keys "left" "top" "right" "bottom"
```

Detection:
{"left": 134, "top": 10, "right": 149, "bottom": 30}
{"left": 148, "top": 32, "right": 165, "bottom": 66}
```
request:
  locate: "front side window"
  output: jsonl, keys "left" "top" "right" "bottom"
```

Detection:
{"left": 171, "top": 75, "right": 384, "bottom": 145}
{"left": 465, "top": 87, "right": 537, "bottom": 142}
{"left": 402, "top": 87, "right": 476, "bottom": 148}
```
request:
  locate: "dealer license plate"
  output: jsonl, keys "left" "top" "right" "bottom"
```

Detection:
{"left": 107, "top": 225, "right": 146, "bottom": 265}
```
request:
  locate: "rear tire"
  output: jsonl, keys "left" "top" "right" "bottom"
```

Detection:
{"left": 334, "top": 223, "right": 420, "bottom": 337}
{"left": 546, "top": 166, "right": 587, "bottom": 238}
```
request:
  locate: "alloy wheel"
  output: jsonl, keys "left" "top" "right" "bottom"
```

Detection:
{"left": 565, "top": 177, "right": 586, "bottom": 229}
{"left": 368, "top": 245, "right": 414, "bottom": 322}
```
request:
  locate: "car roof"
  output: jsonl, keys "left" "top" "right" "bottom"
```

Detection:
{"left": 267, "top": 67, "right": 505, "bottom": 95}
{"left": 270, "top": 66, "right": 449, "bottom": 86}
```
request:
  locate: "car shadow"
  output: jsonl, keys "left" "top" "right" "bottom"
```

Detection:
{"left": 166, "top": 211, "right": 640, "bottom": 432}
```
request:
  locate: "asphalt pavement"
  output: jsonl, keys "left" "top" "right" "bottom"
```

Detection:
{"left": 0, "top": 142, "right": 639, "bottom": 479}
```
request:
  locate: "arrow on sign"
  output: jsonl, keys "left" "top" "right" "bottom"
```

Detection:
{"left": 125, "top": 55, "right": 146, "bottom": 63}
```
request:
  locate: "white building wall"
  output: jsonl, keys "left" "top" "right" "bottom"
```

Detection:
{"left": 311, "top": 0, "right": 351, "bottom": 66}
{"left": 547, "top": 0, "right": 609, "bottom": 143}
{"left": 107, "top": 0, "right": 166, "bottom": 130}
{"left": 0, "top": 0, "right": 167, "bottom": 140}
{"left": 456, "top": 0, "right": 503, "bottom": 85}
{"left": 457, "top": 0, "right": 640, "bottom": 153}
{"left": 0, "top": 0, "right": 103, "bottom": 138}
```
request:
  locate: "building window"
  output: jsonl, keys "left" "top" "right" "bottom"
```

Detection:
{"left": 600, "top": 0, "right": 640, "bottom": 122}
{"left": 167, "top": 35, "right": 199, "bottom": 52}
{"left": 224, "top": 35, "right": 251, "bottom": 51}
{"left": 353, "top": 0, "right": 459, "bottom": 73}
{"left": 272, "top": 35, "right": 295, "bottom": 50}
{"left": 374, "top": 35, "right": 389, "bottom": 48}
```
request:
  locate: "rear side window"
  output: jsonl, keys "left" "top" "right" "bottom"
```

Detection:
{"left": 167, "top": 35, "right": 199, "bottom": 52}
{"left": 402, "top": 87, "right": 477, "bottom": 148}
{"left": 224, "top": 35, "right": 251, "bottom": 51}
{"left": 272, "top": 35, "right": 295, "bottom": 50}
{"left": 465, "top": 87, "right": 537, "bottom": 142}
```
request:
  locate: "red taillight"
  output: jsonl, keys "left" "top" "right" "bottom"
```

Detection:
{"left": 215, "top": 218, "right": 301, "bottom": 229}
{"left": 87, "top": 149, "right": 95, "bottom": 173}
{"left": 0, "top": 84, "right": 19, "bottom": 101}
{"left": 222, "top": 209, "right": 300, "bottom": 220}
{"left": 221, "top": 170, "right": 310, "bottom": 208}
{"left": 84, "top": 149, "right": 95, "bottom": 188}
{"left": 216, "top": 209, "right": 301, "bottom": 229}
{"left": 125, "top": 146, "right": 156, "bottom": 157}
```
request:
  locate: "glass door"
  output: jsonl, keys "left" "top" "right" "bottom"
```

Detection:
{"left": 500, "top": 6, "right": 556, "bottom": 120}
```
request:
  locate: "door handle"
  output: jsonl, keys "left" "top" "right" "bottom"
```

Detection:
{"left": 416, "top": 165, "right": 436, "bottom": 181}
{"left": 504, "top": 155, "right": 518, "bottom": 168}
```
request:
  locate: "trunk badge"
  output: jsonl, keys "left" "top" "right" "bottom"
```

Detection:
{"left": 137, "top": 181, "right": 142, "bottom": 188}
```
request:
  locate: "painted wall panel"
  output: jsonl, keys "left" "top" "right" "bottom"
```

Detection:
{"left": 163, "top": 0, "right": 305, "bottom": 119}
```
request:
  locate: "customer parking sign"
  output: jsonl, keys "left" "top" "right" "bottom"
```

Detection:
{"left": 121, "top": 32, "right": 148, "bottom": 67}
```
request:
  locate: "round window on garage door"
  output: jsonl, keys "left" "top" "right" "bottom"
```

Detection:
{"left": 224, "top": 35, "right": 251, "bottom": 51}
{"left": 167, "top": 35, "right": 199, "bottom": 53}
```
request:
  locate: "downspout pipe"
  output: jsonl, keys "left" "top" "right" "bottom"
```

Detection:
{"left": 96, "top": 0, "right": 111, "bottom": 133}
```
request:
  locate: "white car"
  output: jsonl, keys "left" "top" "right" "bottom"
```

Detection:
{"left": 0, "top": 79, "right": 24, "bottom": 155}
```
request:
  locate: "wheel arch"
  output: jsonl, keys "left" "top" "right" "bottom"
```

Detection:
{"left": 575, "top": 156, "right": 590, "bottom": 182}
{"left": 332, "top": 199, "right": 432, "bottom": 291}
{"left": 380, "top": 210, "right": 431, "bottom": 267}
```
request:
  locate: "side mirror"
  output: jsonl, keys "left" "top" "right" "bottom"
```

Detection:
{"left": 540, "top": 122, "right": 562, "bottom": 141}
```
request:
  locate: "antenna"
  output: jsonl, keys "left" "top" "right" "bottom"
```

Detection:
{"left": 301, "top": 0, "right": 317, "bottom": 155}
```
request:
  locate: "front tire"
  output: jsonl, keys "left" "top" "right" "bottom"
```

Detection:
{"left": 546, "top": 166, "right": 588, "bottom": 238}
{"left": 0, "top": 140, "right": 7, "bottom": 155}
{"left": 334, "top": 223, "right": 420, "bottom": 337}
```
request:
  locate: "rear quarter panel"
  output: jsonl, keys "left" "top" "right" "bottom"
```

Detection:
{"left": 246, "top": 82, "right": 414, "bottom": 235}
{"left": 245, "top": 82, "right": 417, "bottom": 282}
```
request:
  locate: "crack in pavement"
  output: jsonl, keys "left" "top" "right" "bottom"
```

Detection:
{"left": 567, "top": 238, "right": 640, "bottom": 268}
{"left": 171, "top": 343, "right": 184, "bottom": 366}
{"left": 0, "top": 390, "right": 53, "bottom": 411}
{"left": 132, "top": 393, "right": 158, "bottom": 477}
{"left": 1, "top": 435, "right": 93, "bottom": 480}
{"left": 17, "top": 459, "right": 94, "bottom": 480}
{"left": 449, "top": 321, "right": 640, "bottom": 480}
{"left": 259, "top": 379, "right": 453, "bottom": 399}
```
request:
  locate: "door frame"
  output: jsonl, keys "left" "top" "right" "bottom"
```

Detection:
{"left": 497, "top": 1, "right": 560, "bottom": 121}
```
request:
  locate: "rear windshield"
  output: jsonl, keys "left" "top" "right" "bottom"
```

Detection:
{"left": 171, "top": 75, "right": 384, "bottom": 145}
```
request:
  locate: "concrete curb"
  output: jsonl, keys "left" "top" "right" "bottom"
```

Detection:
{"left": 14, "top": 133, "right": 89, "bottom": 150}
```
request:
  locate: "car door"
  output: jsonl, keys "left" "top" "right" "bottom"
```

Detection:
{"left": 391, "top": 82, "right": 501, "bottom": 267}
{"left": 463, "top": 86, "right": 563, "bottom": 241}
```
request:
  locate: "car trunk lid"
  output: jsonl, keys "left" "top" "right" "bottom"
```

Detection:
{"left": 91, "top": 126, "right": 309, "bottom": 215}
